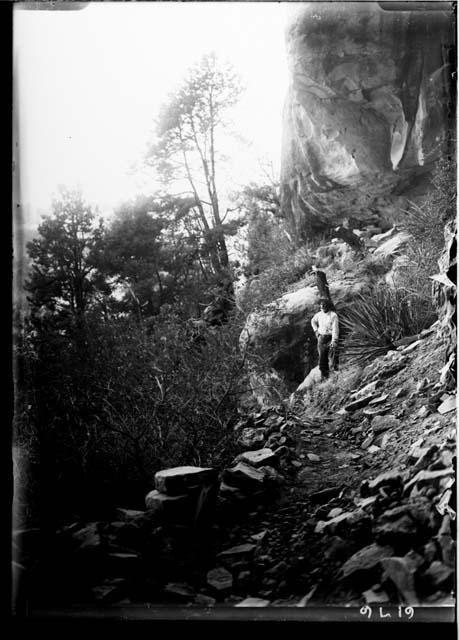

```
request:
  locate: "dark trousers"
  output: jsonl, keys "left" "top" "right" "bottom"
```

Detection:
{"left": 317, "top": 334, "right": 338, "bottom": 378}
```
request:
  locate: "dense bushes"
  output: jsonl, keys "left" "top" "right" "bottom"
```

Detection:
{"left": 14, "top": 311, "right": 246, "bottom": 523}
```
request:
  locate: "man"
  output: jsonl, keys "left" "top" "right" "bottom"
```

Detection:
{"left": 311, "top": 298, "right": 339, "bottom": 379}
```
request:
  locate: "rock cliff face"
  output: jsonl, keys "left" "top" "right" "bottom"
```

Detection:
{"left": 281, "top": 2, "right": 455, "bottom": 239}
{"left": 241, "top": 273, "right": 367, "bottom": 386}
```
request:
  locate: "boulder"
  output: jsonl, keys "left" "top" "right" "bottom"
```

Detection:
{"left": 265, "top": 560, "right": 289, "bottom": 578}
{"left": 340, "top": 544, "right": 394, "bottom": 581}
{"left": 437, "top": 534, "right": 455, "bottom": 569}
{"left": 361, "top": 469, "right": 405, "bottom": 496}
{"left": 163, "top": 582, "right": 196, "bottom": 602}
{"left": 368, "top": 393, "right": 389, "bottom": 406}
{"left": 108, "top": 521, "right": 144, "bottom": 549}
{"left": 193, "top": 594, "right": 217, "bottom": 606}
{"left": 374, "top": 515, "right": 418, "bottom": 546}
{"left": 423, "top": 560, "right": 454, "bottom": 591}
{"left": 154, "top": 466, "right": 217, "bottom": 496}
{"left": 236, "top": 449, "right": 279, "bottom": 469}
{"left": 144, "top": 490, "right": 192, "bottom": 524}
{"left": 114, "top": 508, "right": 145, "bottom": 522}
{"left": 323, "top": 536, "right": 354, "bottom": 562}
{"left": 423, "top": 541, "right": 439, "bottom": 565}
{"left": 262, "top": 414, "right": 285, "bottom": 432}
{"left": 437, "top": 395, "right": 456, "bottom": 414}
{"left": 403, "top": 467, "right": 454, "bottom": 494}
{"left": 217, "top": 544, "right": 256, "bottom": 561}
{"left": 380, "top": 557, "right": 419, "bottom": 605}
{"left": 367, "top": 445, "right": 381, "bottom": 455}
{"left": 222, "top": 462, "right": 267, "bottom": 491}
{"left": 328, "top": 508, "right": 344, "bottom": 519}
{"left": 238, "top": 428, "right": 267, "bottom": 450}
{"left": 314, "top": 509, "right": 369, "bottom": 535}
{"left": 344, "top": 395, "right": 375, "bottom": 412}
{"left": 250, "top": 530, "right": 268, "bottom": 543}
{"left": 370, "top": 415, "right": 400, "bottom": 434}
{"left": 430, "top": 449, "right": 454, "bottom": 470}
{"left": 309, "top": 486, "right": 342, "bottom": 505}
{"left": 413, "top": 445, "right": 440, "bottom": 470}
{"left": 377, "top": 362, "right": 407, "bottom": 380}
{"left": 219, "top": 482, "right": 248, "bottom": 502}
{"left": 364, "top": 406, "right": 391, "bottom": 418}
{"left": 350, "top": 381, "right": 380, "bottom": 400}
{"left": 71, "top": 523, "right": 102, "bottom": 551}
{"left": 272, "top": 445, "right": 290, "bottom": 459}
{"left": 408, "top": 446, "right": 430, "bottom": 465}
{"left": 206, "top": 567, "right": 233, "bottom": 592}
{"left": 361, "top": 435, "right": 374, "bottom": 450}
{"left": 377, "top": 432, "right": 392, "bottom": 450}
{"left": 258, "top": 465, "right": 285, "bottom": 486}
{"left": 235, "top": 597, "right": 270, "bottom": 607}
{"left": 91, "top": 579, "right": 126, "bottom": 603}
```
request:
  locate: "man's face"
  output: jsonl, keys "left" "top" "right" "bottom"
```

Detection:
{"left": 320, "top": 303, "right": 326, "bottom": 312}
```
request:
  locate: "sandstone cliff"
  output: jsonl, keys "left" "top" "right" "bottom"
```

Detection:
{"left": 280, "top": 1, "right": 455, "bottom": 239}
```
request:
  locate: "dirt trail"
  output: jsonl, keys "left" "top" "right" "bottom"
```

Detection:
{"left": 211, "top": 332, "right": 456, "bottom": 606}
{"left": 212, "top": 414, "right": 372, "bottom": 604}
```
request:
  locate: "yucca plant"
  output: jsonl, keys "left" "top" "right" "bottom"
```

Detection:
{"left": 339, "top": 286, "right": 437, "bottom": 366}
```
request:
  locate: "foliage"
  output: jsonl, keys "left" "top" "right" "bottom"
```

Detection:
{"left": 402, "top": 152, "right": 456, "bottom": 246}
{"left": 146, "top": 52, "right": 243, "bottom": 284}
{"left": 102, "top": 194, "right": 212, "bottom": 318}
{"left": 313, "top": 240, "right": 358, "bottom": 272}
{"left": 14, "top": 309, "right": 246, "bottom": 522}
{"left": 357, "top": 253, "right": 394, "bottom": 281}
{"left": 234, "top": 181, "right": 289, "bottom": 276}
{"left": 340, "top": 286, "right": 437, "bottom": 366}
{"left": 25, "top": 187, "right": 109, "bottom": 324}
{"left": 237, "top": 246, "right": 315, "bottom": 315}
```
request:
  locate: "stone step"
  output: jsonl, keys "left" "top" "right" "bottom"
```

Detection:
{"left": 154, "top": 466, "right": 217, "bottom": 496}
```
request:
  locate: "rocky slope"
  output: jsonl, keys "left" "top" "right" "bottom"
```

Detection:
{"left": 14, "top": 326, "right": 455, "bottom": 614}
{"left": 240, "top": 227, "right": 414, "bottom": 387}
{"left": 280, "top": 2, "right": 455, "bottom": 239}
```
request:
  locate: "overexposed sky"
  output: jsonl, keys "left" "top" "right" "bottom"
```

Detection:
{"left": 14, "top": 1, "right": 289, "bottom": 225}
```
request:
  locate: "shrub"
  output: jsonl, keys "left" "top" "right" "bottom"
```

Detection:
{"left": 340, "top": 286, "right": 437, "bottom": 366}
{"left": 357, "top": 253, "right": 394, "bottom": 281}
{"left": 401, "top": 152, "right": 456, "bottom": 250}
{"left": 237, "top": 245, "right": 315, "bottom": 314}
{"left": 14, "top": 309, "right": 246, "bottom": 524}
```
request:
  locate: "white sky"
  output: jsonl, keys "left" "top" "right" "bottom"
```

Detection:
{"left": 14, "top": 1, "right": 290, "bottom": 226}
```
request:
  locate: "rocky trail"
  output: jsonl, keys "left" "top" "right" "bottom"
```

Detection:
{"left": 16, "top": 328, "right": 456, "bottom": 614}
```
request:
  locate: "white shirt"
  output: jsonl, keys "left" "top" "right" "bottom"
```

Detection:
{"left": 311, "top": 310, "right": 339, "bottom": 341}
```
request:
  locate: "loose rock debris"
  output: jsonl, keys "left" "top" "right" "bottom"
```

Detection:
{"left": 15, "top": 331, "right": 456, "bottom": 610}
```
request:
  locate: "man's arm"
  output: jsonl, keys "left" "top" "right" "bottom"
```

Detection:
{"left": 331, "top": 313, "right": 339, "bottom": 344}
{"left": 311, "top": 313, "right": 319, "bottom": 335}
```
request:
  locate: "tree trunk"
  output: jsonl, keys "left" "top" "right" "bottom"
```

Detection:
{"left": 313, "top": 268, "right": 333, "bottom": 307}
